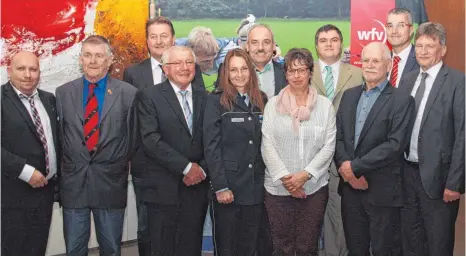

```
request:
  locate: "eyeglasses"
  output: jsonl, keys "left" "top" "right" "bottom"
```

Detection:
{"left": 164, "top": 60, "right": 196, "bottom": 67}
{"left": 286, "top": 68, "right": 309, "bottom": 76}
{"left": 385, "top": 23, "right": 412, "bottom": 30}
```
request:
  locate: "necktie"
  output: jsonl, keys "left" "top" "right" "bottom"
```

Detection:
{"left": 159, "top": 64, "right": 166, "bottom": 83}
{"left": 414, "top": 72, "right": 428, "bottom": 114}
{"left": 179, "top": 90, "right": 193, "bottom": 134}
{"left": 84, "top": 83, "right": 99, "bottom": 153}
{"left": 20, "top": 94, "right": 49, "bottom": 174}
{"left": 324, "top": 66, "right": 334, "bottom": 100}
{"left": 390, "top": 56, "right": 401, "bottom": 87}
{"left": 241, "top": 95, "right": 249, "bottom": 107}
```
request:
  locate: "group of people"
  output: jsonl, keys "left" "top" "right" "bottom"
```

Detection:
{"left": 1, "top": 7, "right": 464, "bottom": 257}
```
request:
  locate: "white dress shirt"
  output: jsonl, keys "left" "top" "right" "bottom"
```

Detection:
{"left": 407, "top": 61, "right": 443, "bottom": 162}
{"left": 150, "top": 57, "right": 164, "bottom": 85}
{"left": 262, "top": 94, "right": 336, "bottom": 196}
{"left": 389, "top": 44, "right": 412, "bottom": 88}
{"left": 169, "top": 81, "right": 206, "bottom": 176}
{"left": 12, "top": 85, "right": 57, "bottom": 182}
{"left": 319, "top": 59, "right": 341, "bottom": 92}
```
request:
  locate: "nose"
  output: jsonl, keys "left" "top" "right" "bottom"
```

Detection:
{"left": 24, "top": 69, "right": 31, "bottom": 78}
{"left": 90, "top": 55, "right": 97, "bottom": 63}
{"left": 154, "top": 36, "right": 161, "bottom": 44}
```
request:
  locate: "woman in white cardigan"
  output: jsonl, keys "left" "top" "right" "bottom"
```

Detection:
{"left": 261, "top": 48, "right": 336, "bottom": 255}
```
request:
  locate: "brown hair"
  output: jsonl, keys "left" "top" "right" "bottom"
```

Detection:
{"left": 219, "top": 48, "right": 264, "bottom": 112}
{"left": 145, "top": 17, "right": 175, "bottom": 38}
{"left": 284, "top": 48, "right": 314, "bottom": 75}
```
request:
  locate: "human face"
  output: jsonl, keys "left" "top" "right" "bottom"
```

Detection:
{"left": 246, "top": 27, "right": 275, "bottom": 69}
{"left": 386, "top": 13, "right": 414, "bottom": 51}
{"left": 79, "top": 43, "right": 113, "bottom": 83}
{"left": 162, "top": 49, "right": 196, "bottom": 89}
{"left": 361, "top": 44, "right": 391, "bottom": 88}
{"left": 415, "top": 35, "right": 446, "bottom": 71}
{"left": 286, "top": 60, "right": 311, "bottom": 91}
{"left": 7, "top": 51, "right": 40, "bottom": 96}
{"left": 147, "top": 23, "right": 175, "bottom": 61}
{"left": 195, "top": 52, "right": 217, "bottom": 73}
{"left": 228, "top": 56, "right": 250, "bottom": 93}
{"left": 316, "top": 30, "right": 342, "bottom": 64}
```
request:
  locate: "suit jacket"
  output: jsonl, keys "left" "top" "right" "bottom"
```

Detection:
{"left": 138, "top": 80, "right": 208, "bottom": 205}
{"left": 123, "top": 58, "right": 205, "bottom": 91}
{"left": 397, "top": 44, "right": 420, "bottom": 84}
{"left": 398, "top": 65, "right": 465, "bottom": 199}
{"left": 1, "top": 82, "right": 59, "bottom": 209}
{"left": 203, "top": 92, "right": 265, "bottom": 205}
{"left": 214, "top": 60, "right": 286, "bottom": 98}
{"left": 311, "top": 62, "right": 364, "bottom": 111}
{"left": 335, "top": 84, "right": 415, "bottom": 207}
{"left": 56, "top": 76, "right": 139, "bottom": 209}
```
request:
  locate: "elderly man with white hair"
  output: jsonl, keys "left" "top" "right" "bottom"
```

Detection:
{"left": 334, "top": 42, "right": 415, "bottom": 255}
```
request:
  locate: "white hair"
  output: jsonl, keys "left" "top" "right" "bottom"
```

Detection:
{"left": 161, "top": 46, "right": 197, "bottom": 65}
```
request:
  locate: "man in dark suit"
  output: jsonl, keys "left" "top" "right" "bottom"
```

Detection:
{"left": 398, "top": 22, "right": 465, "bottom": 256}
{"left": 386, "top": 8, "right": 420, "bottom": 88}
{"left": 1, "top": 51, "right": 59, "bottom": 255}
{"left": 139, "top": 46, "right": 209, "bottom": 255}
{"left": 122, "top": 16, "right": 204, "bottom": 256}
{"left": 334, "top": 42, "right": 415, "bottom": 255}
{"left": 56, "top": 35, "right": 139, "bottom": 255}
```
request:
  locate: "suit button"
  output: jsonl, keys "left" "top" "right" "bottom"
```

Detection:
{"left": 248, "top": 117, "right": 252, "bottom": 121}
{"left": 249, "top": 140, "right": 253, "bottom": 144}
{"left": 248, "top": 164, "right": 252, "bottom": 168}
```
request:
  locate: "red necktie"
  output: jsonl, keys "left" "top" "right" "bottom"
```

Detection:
{"left": 390, "top": 56, "right": 401, "bottom": 87}
{"left": 84, "top": 83, "right": 99, "bottom": 153}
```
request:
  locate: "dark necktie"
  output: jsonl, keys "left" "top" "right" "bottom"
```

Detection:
{"left": 84, "top": 83, "right": 99, "bottom": 154}
{"left": 20, "top": 94, "right": 49, "bottom": 174}
{"left": 414, "top": 72, "right": 428, "bottom": 114}
{"left": 241, "top": 95, "right": 249, "bottom": 107}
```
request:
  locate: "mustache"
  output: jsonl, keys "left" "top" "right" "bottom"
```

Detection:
{"left": 254, "top": 50, "right": 267, "bottom": 54}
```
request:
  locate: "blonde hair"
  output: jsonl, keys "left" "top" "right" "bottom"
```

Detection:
{"left": 187, "top": 26, "right": 219, "bottom": 56}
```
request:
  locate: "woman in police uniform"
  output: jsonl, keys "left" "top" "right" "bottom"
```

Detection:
{"left": 204, "top": 48, "right": 266, "bottom": 255}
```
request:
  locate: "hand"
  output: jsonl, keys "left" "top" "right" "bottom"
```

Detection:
{"left": 28, "top": 170, "right": 48, "bottom": 188}
{"left": 273, "top": 46, "right": 282, "bottom": 60}
{"left": 282, "top": 171, "right": 309, "bottom": 192}
{"left": 216, "top": 190, "right": 234, "bottom": 204}
{"left": 338, "top": 161, "right": 355, "bottom": 182}
{"left": 290, "top": 188, "right": 307, "bottom": 199}
{"left": 348, "top": 176, "right": 368, "bottom": 190}
{"left": 443, "top": 189, "right": 460, "bottom": 203}
{"left": 183, "top": 163, "right": 206, "bottom": 186}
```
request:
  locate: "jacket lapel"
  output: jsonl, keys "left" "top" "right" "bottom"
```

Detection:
{"left": 356, "top": 85, "right": 392, "bottom": 148}
{"left": 71, "top": 79, "right": 84, "bottom": 123}
{"left": 191, "top": 86, "right": 204, "bottom": 137}
{"left": 161, "top": 81, "right": 191, "bottom": 135}
{"left": 4, "top": 82, "right": 39, "bottom": 139}
{"left": 273, "top": 61, "right": 286, "bottom": 95}
{"left": 402, "top": 45, "right": 417, "bottom": 76}
{"left": 141, "top": 58, "right": 154, "bottom": 88}
{"left": 38, "top": 90, "right": 58, "bottom": 149}
{"left": 420, "top": 65, "right": 448, "bottom": 129}
{"left": 311, "top": 62, "right": 326, "bottom": 96}
{"left": 334, "top": 63, "right": 352, "bottom": 100}
{"left": 348, "top": 87, "right": 362, "bottom": 150}
{"left": 100, "top": 77, "right": 121, "bottom": 122}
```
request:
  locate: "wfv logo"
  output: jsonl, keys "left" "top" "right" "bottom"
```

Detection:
{"left": 356, "top": 20, "right": 387, "bottom": 43}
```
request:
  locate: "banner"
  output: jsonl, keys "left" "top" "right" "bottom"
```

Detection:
{"left": 350, "top": 0, "right": 395, "bottom": 66}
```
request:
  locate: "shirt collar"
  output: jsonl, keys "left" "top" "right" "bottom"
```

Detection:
{"left": 363, "top": 79, "right": 388, "bottom": 92}
{"left": 393, "top": 44, "right": 412, "bottom": 61}
{"left": 255, "top": 59, "right": 273, "bottom": 74}
{"left": 420, "top": 61, "right": 443, "bottom": 79}
{"left": 150, "top": 56, "right": 162, "bottom": 70}
{"left": 170, "top": 81, "right": 192, "bottom": 94}
{"left": 319, "top": 59, "right": 341, "bottom": 73}
{"left": 83, "top": 75, "right": 108, "bottom": 89}
{"left": 11, "top": 82, "right": 38, "bottom": 98}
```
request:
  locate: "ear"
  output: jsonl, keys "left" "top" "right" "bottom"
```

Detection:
{"left": 441, "top": 45, "right": 447, "bottom": 57}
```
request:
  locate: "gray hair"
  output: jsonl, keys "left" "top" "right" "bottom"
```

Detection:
{"left": 161, "top": 46, "right": 197, "bottom": 65}
{"left": 362, "top": 42, "right": 391, "bottom": 60}
{"left": 387, "top": 8, "right": 413, "bottom": 25}
{"left": 80, "top": 35, "right": 113, "bottom": 56}
{"left": 247, "top": 23, "right": 275, "bottom": 43}
{"left": 187, "top": 26, "right": 219, "bottom": 56}
{"left": 415, "top": 22, "right": 447, "bottom": 46}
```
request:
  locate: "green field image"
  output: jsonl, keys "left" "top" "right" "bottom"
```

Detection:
{"left": 173, "top": 19, "right": 351, "bottom": 91}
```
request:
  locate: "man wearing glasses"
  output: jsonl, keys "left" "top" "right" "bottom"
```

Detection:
{"left": 386, "top": 8, "right": 420, "bottom": 88}
{"left": 138, "top": 46, "right": 209, "bottom": 255}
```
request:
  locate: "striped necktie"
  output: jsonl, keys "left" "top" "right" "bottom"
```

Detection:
{"left": 324, "top": 66, "right": 335, "bottom": 100}
{"left": 179, "top": 90, "right": 193, "bottom": 134}
{"left": 84, "top": 83, "right": 99, "bottom": 154}
{"left": 390, "top": 56, "right": 401, "bottom": 87}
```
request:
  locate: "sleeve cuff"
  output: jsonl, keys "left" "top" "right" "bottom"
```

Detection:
{"left": 272, "top": 170, "right": 290, "bottom": 186}
{"left": 19, "top": 164, "right": 35, "bottom": 183}
{"left": 182, "top": 163, "right": 192, "bottom": 175}
{"left": 307, "top": 170, "right": 319, "bottom": 183}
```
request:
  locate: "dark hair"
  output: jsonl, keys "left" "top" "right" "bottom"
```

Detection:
{"left": 145, "top": 17, "right": 175, "bottom": 38}
{"left": 314, "top": 24, "right": 344, "bottom": 46}
{"left": 284, "top": 48, "right": 314, "bottom": 74}
{"left": 219, "top": 48, "right": 264, "bottom": 112}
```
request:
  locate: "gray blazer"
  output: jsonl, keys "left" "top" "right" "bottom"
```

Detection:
{"left": 399, "top": 65, "right": 465, "bottom": 199}
{"left": 56, "top": 76, "right": 139, "bottom": 208}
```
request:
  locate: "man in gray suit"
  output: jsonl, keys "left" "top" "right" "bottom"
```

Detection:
{"left": 399, "top": 22, "right": 465, "bottom": 255}
{"left": 56, "top": 35, "right": 139, "bottom": 255}
{"left": 310, "top": 24, "right": 363, "bottom": 256}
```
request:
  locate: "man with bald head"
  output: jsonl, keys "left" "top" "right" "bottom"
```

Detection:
{"left": 334, "top": 42, "right": 415, "bottom": 255}
{"left": 138, "top": 46, "right": 209, "bottom": 255}
{"left": 1, "top": 51, "right": 59, "bottom": 255}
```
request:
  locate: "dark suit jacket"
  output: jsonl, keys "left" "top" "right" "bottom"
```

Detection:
{"left": 138, "top": 80, "right": 208, "bottom": 205}
{"left": 335, "top": 83, "right": 415, "bottom": 207}
{"left": 398, "top": 65, "right": 465, "bottom": 199}
{"left": 214, "top": 60, "right": 286, "bottom": 97}
{"left": 203, "top": 92, "right": 265, "bottom": 205}
{"left": 56, "top": 76, "right": 139, "bottom": 208}
{"left": 399, "top": 45, "right": 420, "bottom": 83}
{"left": 1, "top": 82, "right": 59, "bottom": 209}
